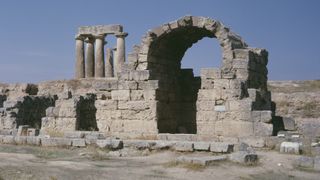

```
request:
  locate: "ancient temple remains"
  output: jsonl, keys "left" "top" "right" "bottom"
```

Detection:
{"left": 75, "top": 25, "right": 128, "bottom": 78}
{"left": 0, "top": 16, "right": 275, "bottom": 139}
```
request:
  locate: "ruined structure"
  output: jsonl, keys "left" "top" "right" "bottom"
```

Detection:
{"left": 0, "top": 16, "right": 273, "bottom": 139}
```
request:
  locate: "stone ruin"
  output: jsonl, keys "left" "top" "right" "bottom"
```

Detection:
{"left": 0, "top": 16, "right": 274, "bottom": 139}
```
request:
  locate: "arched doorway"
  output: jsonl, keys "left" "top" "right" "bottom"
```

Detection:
{"left": 130, "top": 16, "right": 272, "bottom": 137}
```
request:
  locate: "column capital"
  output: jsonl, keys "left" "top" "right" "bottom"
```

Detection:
{"left": 84, "top": 36, "right": 95, "bottom": 43}
{"left": 115, "top": 32, "right": 128, "bottom": 38}
{"left": 75, "top": 34, "right": 85, "bottom": 41}
{"left": 94, "top": 34, "right": 106, "bottom": 40}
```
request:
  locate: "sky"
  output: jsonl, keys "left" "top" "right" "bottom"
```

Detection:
{"left": 0, "top": 0, "right": 319, "bottom": 83}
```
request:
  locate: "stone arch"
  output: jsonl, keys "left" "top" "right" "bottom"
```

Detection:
{"left": 133, "top": 16, "right": 247, "bottom": 78}
{"left": 127, "top": 16, "right": 271, "bottom": 136}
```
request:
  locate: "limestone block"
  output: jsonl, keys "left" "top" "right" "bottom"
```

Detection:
{"left": 58, "top": 91, "right": 72, "bottom": 100}
{"left": 95, "top": 100, "right": 117, "bottom": 110}
{"left": 143, "top": 90, "right": 157, "bottom": 101}
{"left": 283, "top": 117, "right": 296, "bottom": 131}
{"left": 55, "top": 117, "right": 77, "bottom": 131}
{"left": 78, "top": 25, "right": 123, "bottom": 35}
{"left": 123, "top": 140, "right": 156, "bottom": 150}
{"left": 26, "top": 136, "right": 41, "bottom": 146}
{"left": 215, "top": 120, "right": 254, "bottom": 137}
{"left": 196, "top": 111, "right": 218, "bottom": 121}
{"left": 210, "top": 142, "right": 234, "bottom": 153}
{"left": 228, "top": 151, "right": 258, "bottom": 165}
{"left": 214, "top": 105, "right": 226, "bottom": 112}
{"left": 111, "top": 90, "right": 130, "bottom": 101}
{"left": 84, "top": 132, "right": 105, "bottom": 141}
{"left": 64, "top": 131, "right": 85, "bottom": 138}
{"left": 41, "top": 138, "right": 72, "bottom": 147}
{"left": 228, "top": 100, "right": 252, "bottom": 111}
{"left": 254, "top": 122, "right": 273, "bottom": 136}
{"left": 201, "top": 79, "right": 215, "bottom": 89}
{"left": 232, "top": 59, "right": 249, "bottom": 69}
{"left": 197, "top": 89, "right": 218, "bottom": 101}
{"left": 200, "top": 68, "right": 221, "bottom": 79}
{"left": 118, "top": 101, "right": 150, "bottom": 110}
{"left": 58, "top": 107, "right": 77, "bottom": 118}
{"left": 2, "top": 136, "right": 15, "bottom": 144}
{"left": 194, "top": 142, "right": 210, "bottom": 151}
{"left": 151, "top": 141, "right": 176, "bottom": 150}
{"left": 235, "top": 69, "right": 249, "bottom": 79}
{"left": 130, "top": 90, "right": 144, "bottom": 101}
{"left": 138, "top": 80, "right": 159, "bottom": 90}
{"left": 280, "top": 142, "right": 301, "bottom": 154}
{"left": 55, "top": 99, "right": 77, "bottom": 108}
{"left": 217, "top": 112, "right": 251, "bottom": 122}
{"left": 233, "top": 49, "right": 252, "bottom": 60}
{"left": 118, "top": 81, "right": 138, "bottom": 90}
{"left": 130, "top": 70, "right": 150, "bottom": 81}
{"left": 229, "top": 79, "right": 245, "bottom": 89}
{"left": 3, "top": 100, "right": 21, "bottom": 110}
{"left": 174, "top": 142, "right": 194, "bottom": 152}
{"left": 176, "top": 155, "right": 227, "bottom": 166}
{"left": 239, "top": 137, "right": 265, "bottom": 148}
{"left": 92, "top": 80, "right": 118, "bottom": 91}
{"left": 72, "top": 139, "right": 86, "bottom": 147}
{"left": 197, "top": 122, "right": 215, "bottom": 136}
{"left": 97, "top": 139, "right": 123, "bottom": 150}
{"left": 157, "top": 134, "right": 196, "bottom": 141}
{"left": 14, "top": 136, "right": 27, "bottom": 144}
{"left": 213, "top": 79, "right": 230, "bottom": 89}
{"left": 252, "top": 111, "right": 272, "bottom": 123}
{"left": 196, "top": 101, "right": 215, "bottom": 111}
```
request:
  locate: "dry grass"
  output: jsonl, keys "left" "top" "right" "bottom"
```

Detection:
{"left": 85, "top": 145, "right": 110, "bottom": 161}
{"left": 302, "top": 101, "right": 318, "bottom": 118}
{"left": 163, "top": 161, "right": 205, "bottom": 171}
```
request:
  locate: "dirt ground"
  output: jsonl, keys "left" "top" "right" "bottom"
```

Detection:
{"left": 0, "top": 144, "right": 319, "bottom": 180}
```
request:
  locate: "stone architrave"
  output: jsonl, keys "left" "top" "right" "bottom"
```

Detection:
{"left": 95, "top": 34, "right": 106, "bottom": 78}
{"left": 75, "top": 35, "right": 85, "bottom": 79}
{"left": 85, "top": 37, "right": 95, "bottom": 78}
{"left": 114, "top": 32, "right": 128, "bottom": 76}
{"left": 105, "top": 48, "right": 114, "bottom": 77}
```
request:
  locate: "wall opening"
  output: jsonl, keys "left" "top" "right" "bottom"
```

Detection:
{"left": 16, "top": 96, "right": 55, "bottom": 129}
{"left": 76, "top": 95, "right": 98, "bottom": 131}
{"left": 147, "top": 26, "right": 221, "bottom": 134}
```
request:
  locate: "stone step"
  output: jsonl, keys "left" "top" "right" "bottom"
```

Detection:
{"left": 157, "top": 133, "right": 197, "bottom": 141}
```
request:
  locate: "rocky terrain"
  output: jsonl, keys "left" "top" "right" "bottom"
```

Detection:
{"left": 269, "top": 80, "right": 320, "bottom": 137}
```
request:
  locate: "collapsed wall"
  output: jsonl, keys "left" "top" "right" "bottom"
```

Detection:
{"left": 0, "top": 16, "right": 276, "bottom": 139}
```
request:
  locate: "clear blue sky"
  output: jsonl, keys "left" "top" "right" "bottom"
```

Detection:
{"left": 0, "top": 0, "right": 319, "bottom": 83}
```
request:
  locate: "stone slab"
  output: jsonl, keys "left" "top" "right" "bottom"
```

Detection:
{"left": 176, "top": 155, "right": 227, "bottom": 166}
{"left": 2, "top": 136, "right": 15, "bottom": 144}
{"left": 193, "top": 142, "right": 210, "bottom": 151}
{"left": 228, "top": 151, "right": 258, "bottom": 165}
{"left": 78, "top": 25, "right": 123, "bottom": 35}
{"left": 174, "top": 142, "right": 194, "bottom": 152}
{"left": 280, "top": 142, "right": 300, "bottom": 154}
{"left": 210, "top": 142, "right": 233, "bottom": 153}
{"left": 41, "top": 137, "right": 72, "bottom": 147}
{"left": 72, "top": 139, "right": 86, "bottom": 147}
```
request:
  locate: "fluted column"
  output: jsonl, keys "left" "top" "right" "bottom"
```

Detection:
{"left": 105, "top": 48, "right": 114, "bottom": 77}
{"left": 75, "top": 35, "right": 85, "bottom": 79}
{"left": 85, "top": 37, "right": 95, "bottom": 78}
{"left": 94, "top": 34, "right": 105, "bottom": 78}
{"left": 114, "top": 32, "right": 128, "bottom": 76}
